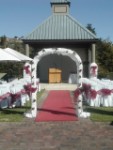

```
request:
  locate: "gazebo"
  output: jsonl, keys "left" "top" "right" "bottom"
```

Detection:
{"left": 23, "top": 0, "right": 98, "bottom": 83}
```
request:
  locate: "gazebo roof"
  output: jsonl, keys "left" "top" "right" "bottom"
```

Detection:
{"left": 23, "top": 0, "right": 97, "bottom": 42}
{"left": 24, "top": 14, "right": 97, "bottom": 41}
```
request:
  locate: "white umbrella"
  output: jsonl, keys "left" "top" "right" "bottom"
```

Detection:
{"left": 0, "top": 73, "right": 7, "bottom": 79}
{"left": 0, "top": 48, "right": 20, "bottom": 61}
{"left": 4, "top": 48, "right": 33, "bottom": 62}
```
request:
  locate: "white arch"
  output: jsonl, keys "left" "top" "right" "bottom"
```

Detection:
{"left": 24, "top": 48, "right": 83, "bottom": 118}
{"left": 34, "top": 48, "right": 83, "bottom": 88}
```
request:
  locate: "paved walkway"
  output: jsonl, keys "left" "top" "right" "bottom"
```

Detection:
{"left": 0, "top": 90, "right": 113, "bottom": 150}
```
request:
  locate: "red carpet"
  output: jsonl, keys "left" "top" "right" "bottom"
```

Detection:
{"left": 35, "top": 90, "right": 78, "bottom": 122}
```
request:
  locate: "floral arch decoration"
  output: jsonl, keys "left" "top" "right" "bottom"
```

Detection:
{"left": 24, "top": 48, "right": 83, "bottom": 118}
{"left": 33, "top": 48, "right": 83, "bottom": 88}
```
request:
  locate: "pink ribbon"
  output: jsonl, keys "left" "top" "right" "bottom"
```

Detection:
{"left": 24, "top": 84, "right": 37, "bottom": 96}
{"left": 74, "top": 89, "right": 81, "bottom": 99}
{"left": 100, "top": 89, "right": 111, "bottom": 96}
{"left": 0, "top": 93, "right": 10, "bottom": 101}
{"left": 82, "top": 83, "right": 91, "bottom": 97}
{"left": 23, "top": 65, "right": 31, "bottom": 76}
{"left": 91, "top": 66, "right": 97, "bottom": 75}
{"left": 82, "top": 83, "right": 112, "bottom": 100}
{"left": 89, "top": 89, "right": 97, "bottom": 99}
{"left": 10, "top": 91, "right": 21, "bottom": 104}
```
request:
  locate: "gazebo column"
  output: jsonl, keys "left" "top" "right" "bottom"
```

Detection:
{"left": 88, "top": 49, "right": 91, "bottom": 78}
{"left": 91, "top": 43, "right": 96, "bottom": 62}
{"left": 25, "top": 44, "right": 30, "bottom": 57}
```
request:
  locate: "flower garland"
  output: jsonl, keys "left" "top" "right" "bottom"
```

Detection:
{"left": 74, "top": 88, "right": 81, "bottom": 100}
{"left": 24, "top": 84, "right": 37, "bottom": 96}
{"left": 101, "top": 89, "right": 111, "bottom": 96}
{"left": 89, "top": 89, "right": 97, "bottom": 99}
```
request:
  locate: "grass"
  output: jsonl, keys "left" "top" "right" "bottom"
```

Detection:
{"left": 84, "top": 106, "right": 113, "bottom": 122}
{"left": 0, "top": 89, "right": 45, "bottom": 122}
{"left": 0, "top": 106, "right": 30, "bottom": 122}
{"left": 37, "top": 89, "right": 45, "bottom": 100}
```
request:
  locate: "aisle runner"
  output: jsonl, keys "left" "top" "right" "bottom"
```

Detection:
{"left": 35, "top": 90, "right": 78, "bottom": 122}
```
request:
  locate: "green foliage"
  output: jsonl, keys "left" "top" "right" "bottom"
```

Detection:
{"left": 0, "top": 35, "right": 35, "bottom": 81}
{"left": 0, "top": 35, "right": 7, "bottom": 48}
{"left": 96, "top": 39, "right": 113, "bottom": 79}
{"left": 0, "top": 36, "right": 27, "bottom": 80}
{"left": 86, "top": 23, "right": 113, "bottom": 79}
{"left": 0, "top": 62, "right": 24, "bottom": 81}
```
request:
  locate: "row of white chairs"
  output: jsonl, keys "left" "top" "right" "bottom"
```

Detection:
{"left": 0, "top": 78, "right": 39, "bottom": 109}
{"left": 81, "top": 78, "right": 113, "bottom": 107}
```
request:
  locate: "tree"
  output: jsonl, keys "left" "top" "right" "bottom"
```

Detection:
{"left": 0, "top": 36, "right": 25, "bottom": 80}
{"left": 86, "top": 23, "right": 113, "bottom": 79}
{"left": 86, "top": 24, "right": 96, "bottom": 35}
{"left": 96, "top": 39, "right": 113, "bottom": 79}
{"left": 0, "top": 35, "right": 8, "bottom": 48}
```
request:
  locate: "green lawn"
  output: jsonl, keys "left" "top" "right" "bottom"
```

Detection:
{"left": 0, "top": 89, "right": 45, "bottom": 122}
{"left": 0, "top": 105, "right": 30, "bottom": 122}
{"left": 84, "top": 106, "right": 113, "bottom": 122}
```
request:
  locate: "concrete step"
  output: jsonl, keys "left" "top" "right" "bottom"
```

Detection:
{"left": 40, "top": 83, "right": 77, "bottom": 91}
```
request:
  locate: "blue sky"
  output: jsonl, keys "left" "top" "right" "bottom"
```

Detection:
{"left": 0, "top": 0, "right": 113, "bottom": 42}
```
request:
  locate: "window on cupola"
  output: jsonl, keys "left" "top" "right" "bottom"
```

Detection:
{"left": 54, "top": 5, "right": 67, "bottom": 13}
{"left": 51, "top": 0, "right": 70, "bottom": 14}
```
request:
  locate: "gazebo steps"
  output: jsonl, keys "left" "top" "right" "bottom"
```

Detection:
{"left": 40, "top": 83, "right": 77, "bottom": 91}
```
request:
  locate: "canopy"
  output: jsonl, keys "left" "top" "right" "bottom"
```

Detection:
{"left": 0, "top": 48, "right": 20, "bottom": 61}
{"left": 0, "top": 73, "right": 7, "bottom": 79}
{"left": 4, "top": 48, "right": 33, "bottom": 62}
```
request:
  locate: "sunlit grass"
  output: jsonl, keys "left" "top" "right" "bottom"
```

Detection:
{"left": 0, "top": 105, "right": 30, "bottom": 122}
{"left": 84, "top": 106, "right": 113, "bottom": 122}
{"left": 0, "top": 89, "right": 45, "bottom": 122}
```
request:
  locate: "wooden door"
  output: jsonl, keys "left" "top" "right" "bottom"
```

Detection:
{"left": 49, "top": 68, "right": 62, "bottom": 83}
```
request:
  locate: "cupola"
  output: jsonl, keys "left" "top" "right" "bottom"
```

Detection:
{"left": 50, "top": 0, "right": 70, "bottom": 14}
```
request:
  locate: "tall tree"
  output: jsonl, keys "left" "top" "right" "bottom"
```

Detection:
{"left": 86, "top": 23, "right": 96, "bottom": 35}
{"left": 96, "top": 39, "right": 113, "bottom": 79}
{"left": 0, "top": 35, "right": 7, "bottom": 48}
{"left": 0, "top": 36, "right": 25, "bottom": 80}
